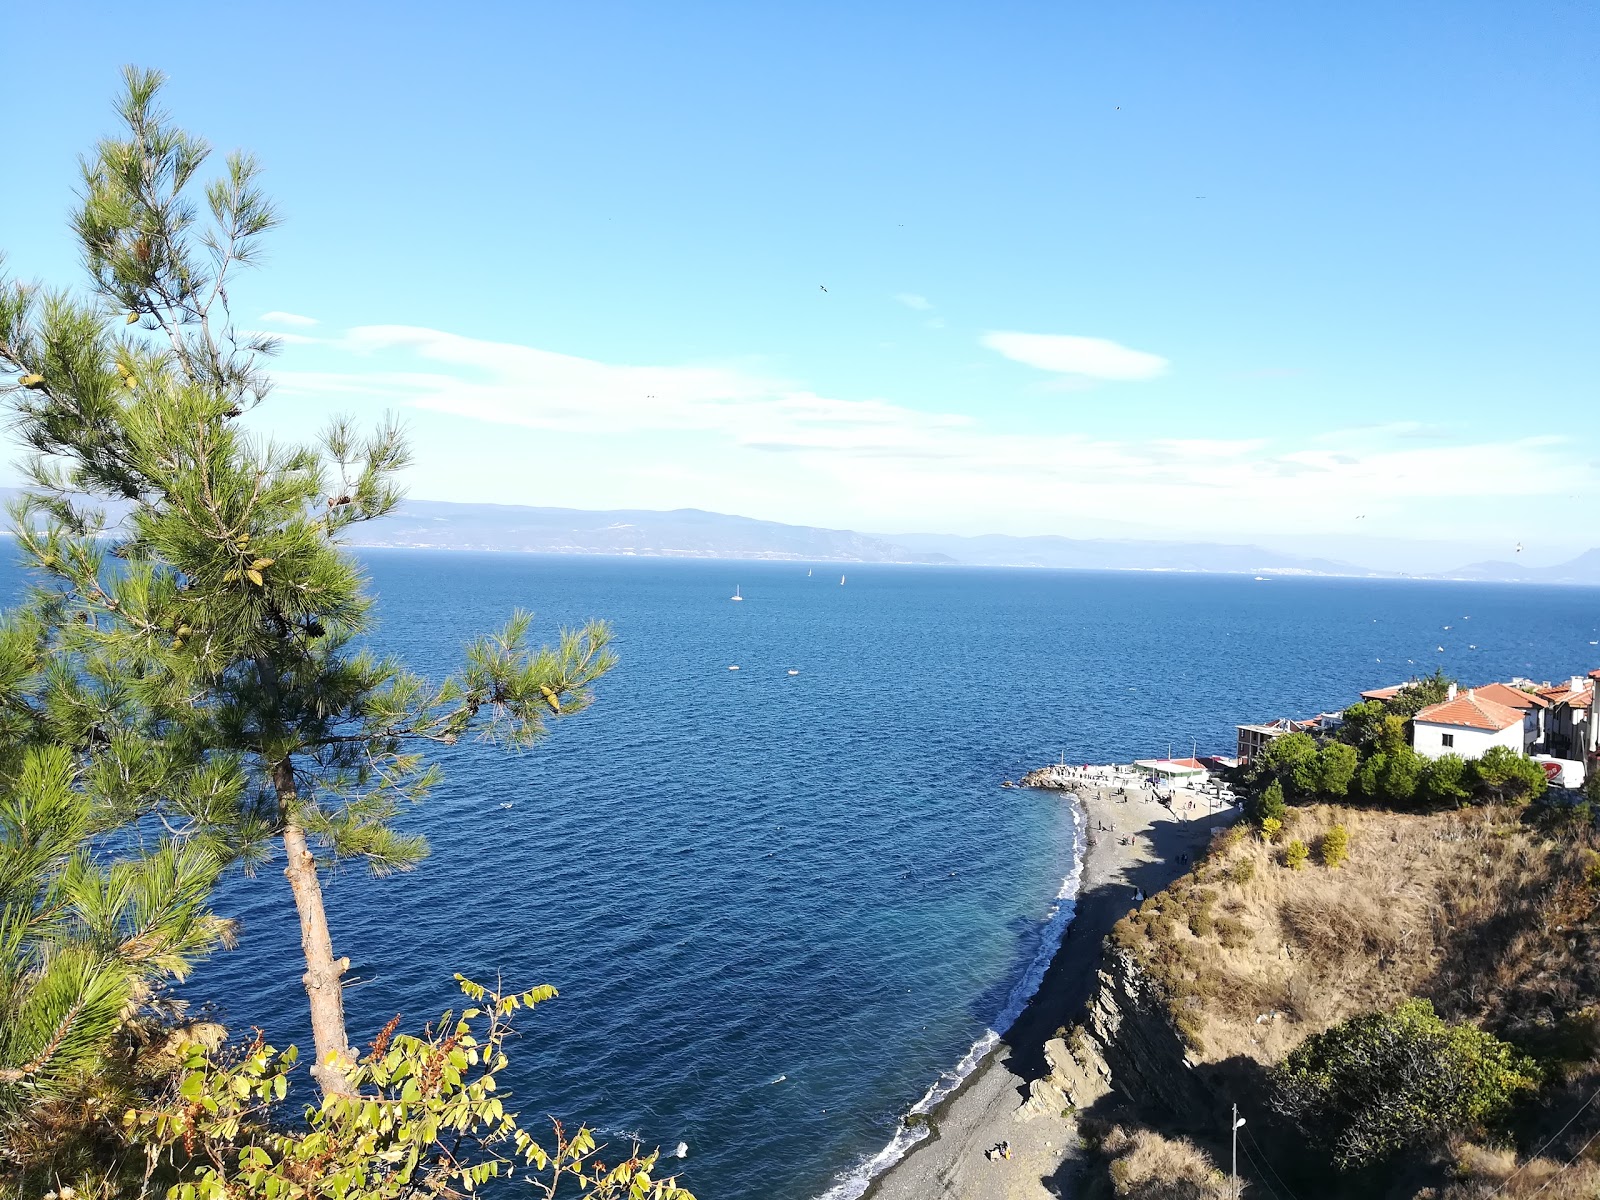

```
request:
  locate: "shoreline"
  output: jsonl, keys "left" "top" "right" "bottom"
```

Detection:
{"left": 855, "top": 774, "right": 1233, "bottom": 1200}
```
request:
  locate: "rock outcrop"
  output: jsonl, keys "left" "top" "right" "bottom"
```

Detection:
{"left": 1022, "top": 949, "right": 1213, "bottom": 1128}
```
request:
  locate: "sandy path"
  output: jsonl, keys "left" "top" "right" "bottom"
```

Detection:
{"left": 863, "top": 780, "right": 1232, "bottom": 1200}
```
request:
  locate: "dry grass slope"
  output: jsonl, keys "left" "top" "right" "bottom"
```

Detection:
{"left": 1111, "top": 804, "right": 1600, "bottom": 1064}
{"left": 1103, "top": 801, "right": 1600, "bottom": 1196}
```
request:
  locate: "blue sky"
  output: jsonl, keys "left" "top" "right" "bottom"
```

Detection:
{"left": 3, "top": 1, "right": 1597, "bottom": 567}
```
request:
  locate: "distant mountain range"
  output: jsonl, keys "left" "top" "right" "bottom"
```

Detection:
{"left": 353, "top": 502, "right": 956, "bottom": 563}
{"left": 1435, "top": 549, "right": 1600, "bottom": 585}
{"left": 5, "top": 487, "right": 1596, "bottom": 581}
{"left": 350, "top": 500, "right": 1377, "bottom": 575}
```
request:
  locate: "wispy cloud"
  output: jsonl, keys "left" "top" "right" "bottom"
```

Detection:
{"left": 895, "top": 293, "right": 933, "bottom": 311}
{"left": 259, "top": 311, "right": 319, "bottom": 328}
{"left": 268, "top": 324, "right": 1586, "bottom": 540}
{"left": 980, "top": 331, "right": 1169, "bottom": 381}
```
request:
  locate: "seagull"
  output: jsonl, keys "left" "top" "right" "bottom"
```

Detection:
{"left": 1437, "top": 646, "right": 1445, "bottom": 652}
{"left": 819, "top": 284, "right": 828, "bottom": 293}
{"left": 674, "top": 1143, "right": 689, "bottom": 1159}
{"left": 1516, "top": 542, "right": 1523, "bottom": 553}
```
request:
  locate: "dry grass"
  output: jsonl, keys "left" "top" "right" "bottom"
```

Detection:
{"left": 1110, "top": 804, "right": 1600, "bottom": 1065}
{"left": 1435, "top": 1139, "right": 1600, "bottom": 1199}
{"left": 1099, "top": 1124, "right": 1232, "bottom": 1200}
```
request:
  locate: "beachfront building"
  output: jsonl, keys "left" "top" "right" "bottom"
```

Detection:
{"left": 1236, "top": 722, "right": 1288, "bottom": 763}
{"left": 1466, "top": 682, "right": 1549, "bottom": 752}
{"left": 1235, "top": 713, "right": 1342, "bottom": 763}
{"left": 1538, "top": 675, "right": 1597, "bottom": 761}
{"left": 1135, "top": 757, "right": 1208, "bottom": 780}
{"left": 1411, "top": 687, "right": 1532, "bottom": 760}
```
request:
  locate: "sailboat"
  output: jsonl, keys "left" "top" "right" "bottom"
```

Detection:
{"left": 839, "top": 574, "right": 846, "bottom": 586}
{"left": 731, "top": 585, "right": 743, "bottom": 601}
{"left": 807, "top": 568, "right": 812, "bottom": 577}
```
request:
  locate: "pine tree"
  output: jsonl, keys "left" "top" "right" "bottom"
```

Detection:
{"left": 0, "top": 68, "right": 616, "bottom": 1096}
{"left": 0, "top": 743, "right": 234, "bottom": 1117}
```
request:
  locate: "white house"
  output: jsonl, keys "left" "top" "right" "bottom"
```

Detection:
{"left": 1411, "top": 687, "right": 1531, "bottom": 760}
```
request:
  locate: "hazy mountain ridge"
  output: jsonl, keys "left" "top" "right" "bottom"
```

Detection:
{"left": 1435, "top": 548, "right": 1600, "bottom": 584}
{"left": 883, "top": 530, "right": 1370, "bottom": 575}
{"left": 352, "top": 500, "right": 1376, "bottom": 575}
{"left": 353, "top": 501, "right": 956, "bottom": 563}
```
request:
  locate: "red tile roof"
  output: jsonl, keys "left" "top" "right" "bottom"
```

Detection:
{"left": 1413, "top": 693, "right": 1526, "bottom": 733}
{"left": 1471, "top": 682, "right": 1550, "bottom": 711}
{"left": 1537, "top": 684, "right": 1594, "bottom": 709}
{"left": 1360, "top": 685, "right": 1405, "bottom": 702}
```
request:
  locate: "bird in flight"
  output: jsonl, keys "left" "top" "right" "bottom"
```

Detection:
{"left": 819, "top": 285, "right": 828, "bottom": 293}
{"left": 1516, "top": 542, "right": 1523, "bottom": 553}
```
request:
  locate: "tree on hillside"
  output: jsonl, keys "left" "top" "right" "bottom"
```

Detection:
{"left": 1356, "top": 745, "right": 1423, "bottom": 806}
{"left": 1312, "top": 742, "right": 1358, "bottom": 798}
{"left": 0, "top": 68, "right": 616, "bottom": 1097}
{"left": 1388, "top": 670, "right": 1455, "bottom": 719}
{"left": 1272, "top": 999, "right": 1537, "bottom": 1170}
{"left": 1338, "top": 700, "right": 1390, "bottom": 751}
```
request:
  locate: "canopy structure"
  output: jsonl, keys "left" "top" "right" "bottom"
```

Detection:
{"left": 1134, "top": 757, "right": 1207, "bottom": 778}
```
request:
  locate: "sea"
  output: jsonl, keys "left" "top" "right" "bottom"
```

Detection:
{"left": 11, "top": 552, "right": 1599, "bottom": 1199}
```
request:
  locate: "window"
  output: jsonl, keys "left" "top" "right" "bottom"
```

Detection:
{"left": 1441, "top": 733, "right": 1454, "bottom": 748}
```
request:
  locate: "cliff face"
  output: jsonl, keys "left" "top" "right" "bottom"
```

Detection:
{"left": 1038, "top": 802, "right": 1600, "bottom": 1199}
{"left": 1026, "top": 949, "right": 1212, "bottom": 1127}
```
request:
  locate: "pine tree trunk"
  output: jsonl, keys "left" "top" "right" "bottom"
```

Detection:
{"left": 274, "top": 758, "right": 355, "bottom": 1096}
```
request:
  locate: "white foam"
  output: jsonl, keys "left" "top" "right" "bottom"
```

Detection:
{"left": 814, "top": 799, "right": 1087, "bottom": 1200}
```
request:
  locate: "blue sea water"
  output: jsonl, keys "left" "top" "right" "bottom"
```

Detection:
{"left": 12, "top": 553, "right": 1600, "bottom": 1199}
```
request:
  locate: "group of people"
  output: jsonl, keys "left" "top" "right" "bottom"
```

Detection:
{"left": 985, "top": 1140, "right": 1013, "bottom": 1161}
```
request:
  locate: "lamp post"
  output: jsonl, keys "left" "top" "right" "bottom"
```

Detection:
{"left": 1231, "top": 1105, "right": 1247, "bottom": 1200}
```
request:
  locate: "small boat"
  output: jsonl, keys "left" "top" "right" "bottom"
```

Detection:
{"left": 1253, "top": 576, "right": 1269, "bottom": 581}
{"left": 674, "top": 1142, "right": 689, "bottom": 1159}
{"left": 731, "top": 585, "right": 743, "bottom": 601}
{"left": 500, "top": 802, "right": 513, "bottom": 810}
{"left": 728, "top": 665, "right": 740, "bottom": 671}
{"left": 787, "top": 669, "right": 799, "bottom": 676}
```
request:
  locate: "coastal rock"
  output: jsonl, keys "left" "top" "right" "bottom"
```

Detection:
{"left": 1018, "top": 766, "right": 1076, "bottom": 790}
{"left": 1035, "top": 951, "right": 1213, "bottom": 1128}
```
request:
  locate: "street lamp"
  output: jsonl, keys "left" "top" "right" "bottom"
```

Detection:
{"left": 1231, "top": 1106, "right": 1247, "bottom": 1200}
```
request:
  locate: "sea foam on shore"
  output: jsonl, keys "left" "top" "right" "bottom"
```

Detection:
{"left": 815, "top": 799, "right": 1086, "bottom": 1200}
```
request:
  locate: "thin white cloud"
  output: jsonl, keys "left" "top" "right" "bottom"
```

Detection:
{"left": 267, "top": 324, "right": 1585, "bottom": 541}
{"left": 895, "top": 293, "right": 933, "bottom": 311}
{"left": 981, "top": 331, "right": 1169, "bottom": 381}
{"left": 259, "top": 311, "right": 319, "bottom": 328}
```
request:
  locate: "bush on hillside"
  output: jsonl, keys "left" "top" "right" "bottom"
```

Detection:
{"left": 1285, "top": 840, "right": 1310, "bottom": 870}
{"left": 1471, "top": 746, "right": 1548, "bottom": 805}
{"left": 1423, "top": 754, "right": 1472, "bottom": 807}
{"left": 1271, "top": 999, "right": 1538, "bottom": 1171}
{"left": 1320, "top": 824, "right": 1350, "bottom": 868}
{"left": 1099, "top": 1124, "right": 1230, "bottom": 1200}
{"left": 1253, "top": 778, "right": 1288, "bottom": 825}
{"left": 1358, "top": 746, "right": 1425, "bottom": 806}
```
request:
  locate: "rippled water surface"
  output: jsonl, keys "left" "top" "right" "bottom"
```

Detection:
{"left": 11, "top": 553, "right": 1597, "bottom": 1199}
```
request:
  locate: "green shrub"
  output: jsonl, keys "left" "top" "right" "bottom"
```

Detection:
{"left": 1320, "top": 824, "right": 1350, "bottom": 869}
{"left": 1422, "top": 753, "right": 1471, "bottom": 807}
{"left": 1271, "top": 998, "right": 1538, "bottom": 1171}
{"left": 1314, "top": 743, "right": 1359, "bottom": 798}
{"left": 1260, "top": 815, "right": 1283, "bottom": 843}
{"left": 1257, "top": 779, "right": 1288, "bottom": 824}
{"left": 1285, "top": 840, "right": 1310, "bottom": 870}
{"left": 1471, "top": 746, "right": 1548, "bottom": 805}
{"left": 1229, "top": 858, "right": 1256, "bottom": 885}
